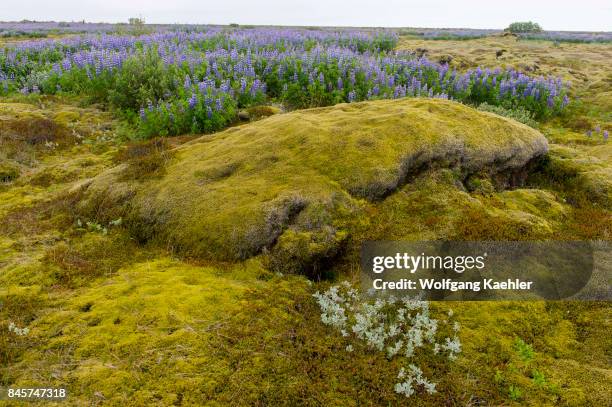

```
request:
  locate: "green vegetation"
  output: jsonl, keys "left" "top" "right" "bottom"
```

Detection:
{"left": 506, "top": 21, "right": 543, "bottom": 34}
{"left": 0, "top": 30, "right": 48, "bottom": 39}
{"left": 1, "top": 28, "right": 570, "bottom": 141}
{"left": 78, "top": 98, "right": 549, "bottom": 270}
{"left": 0, "top": 29, "right": 610, "bottom": 406}
{"left": 478, "top": 102, "right": 538, "bottom": 128}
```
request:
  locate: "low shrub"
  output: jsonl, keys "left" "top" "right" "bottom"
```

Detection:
{"left": 478, "top": 102, "right": 538, "bottom": 128}
{"left": 0, "top": 117, "right": 68, "bottom": 145}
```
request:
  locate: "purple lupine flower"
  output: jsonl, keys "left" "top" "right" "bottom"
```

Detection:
{"left": 586, "top": 130, "right": 592, "bottom": 137}
{"left": 604, "top": 130, "right": 609, "bottom": 141}
{"left": 0, "top": 27, "right": 572, "bottom": 136}
{"left": 308, "top": 73, "right": 314, "bottom": 86}
{"left": 199, "top": 81, "right": 208, "bottom": 94}
{"left": 188, "top": 93, "right": 198, "bottom": 109}
{"left": 594, "top": 125, "right": 601, "bottom": 133}
{"left": 562, "top": 95, "right": 569, "bottom": 107}
{"left": 347, "top": 90, "right": 356, "bottom": 102}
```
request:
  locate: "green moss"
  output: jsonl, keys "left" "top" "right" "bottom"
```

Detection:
{"left": 494, "top": 189, "right": 567, "bottom": 220}
{"left": 0, "top": 162, "right": 20, "bottom": 183}
{"left": 529, "top": 145, "right": 611, "bottom": 208}
{"left": 80, "top": 99, "right": 548, "bottom": 267}
{"left": 113, "top": 138, "right": 175, "bottom": 181}
{"left": 52, "top": 110, "right": 81, "bottom": 125}
{"left": 28, "top": 165, "right": 78, "bottom": 187}
{"left": 0, "top": 52, "right": 610, "bottom": 405}
{"left": 349, "top": 170, "right": 570, "bottom": 246}
{"left": 0, "top": 185, "right": 41, "bottom": 219}
{"left": 465, "top": 173, "right": 496, "bottom": 194}
{"left": 4, "top": 258, "right": 254, "bottom": 404}
{"left": 42, "top": 232, "right": 147, "bottom": 288}
{"left": 6, "top": 268, "right": 608, "bottom": 405}
{"left": 245, "top": 104, "right": 282, "bottom": 119}
{"left": 354, "top": 170, "right": 474, "bottom": 242}
{"left": 267, "top": 227, "right": 348, "bottom": 278}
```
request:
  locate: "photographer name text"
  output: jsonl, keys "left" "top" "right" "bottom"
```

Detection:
{"left": 372, "top": 278, "right": 533, "bottom": 291}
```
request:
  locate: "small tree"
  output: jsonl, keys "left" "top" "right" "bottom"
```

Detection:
{"left": 505, "top": 21, "right": 543, "bottom": 33}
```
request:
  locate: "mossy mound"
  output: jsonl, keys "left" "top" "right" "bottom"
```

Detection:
{"left": 359, "top": 173, "right": 567, "bottom": 244}
{"left": 543, "top": 145, "right": 612, "bottom": 208}
{"left": 79, "top": 98, "right": 548, "bottom": 266}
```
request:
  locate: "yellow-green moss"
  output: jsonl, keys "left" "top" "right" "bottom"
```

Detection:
{"left": 530, "top": 145, "right": 612, "bottom": 208}
{"left": 352, "top": 171, "right": 567, "bottom": 244}
{"left": 1, "top": 36, "right": 611, "bottom": 405}
{"left": 80, "top": 98, "right": 548, "bottom": 265}
{"left": 0, "top": 162, "right": 20, "bottom": 183}
{"left": 5, "top": 267, "right": 609, "bottom": 406}
{"left": 3, "top": 258, "right": 256, "bottom": 404}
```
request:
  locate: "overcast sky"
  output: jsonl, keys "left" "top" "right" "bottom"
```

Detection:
{"left": 1, "top": 0, "right": 610, "bottom": 31}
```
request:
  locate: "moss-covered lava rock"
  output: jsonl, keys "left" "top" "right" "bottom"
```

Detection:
{"left": 78, "top": 98, "right": 548, "bottom": 267}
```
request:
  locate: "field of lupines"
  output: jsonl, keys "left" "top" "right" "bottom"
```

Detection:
{"left": 0, "top": 28, "right": 571, "bottom": 137}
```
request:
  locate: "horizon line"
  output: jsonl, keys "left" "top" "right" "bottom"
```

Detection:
{"left": 1, "top": 20, "right": 611, "bottom": 33}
